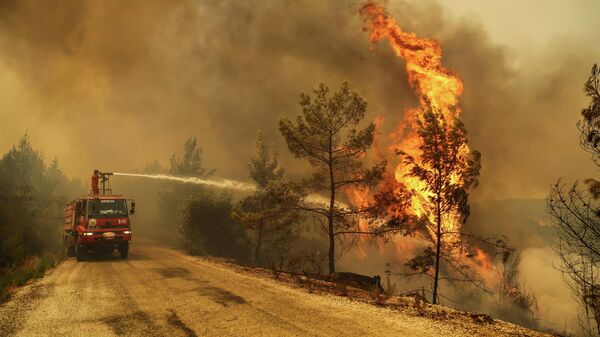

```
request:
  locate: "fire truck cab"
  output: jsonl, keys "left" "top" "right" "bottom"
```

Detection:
{"left": 63, "top": 171, "right": 135, "bottom": 261}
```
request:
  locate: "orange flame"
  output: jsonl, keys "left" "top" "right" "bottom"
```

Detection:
{"left": 473, "top": 247, "right": 492, "bottom": 271}
{"left": 359, "top": 1, "right": 468, "bottom": 243}
{"left": 344, "top": 1, "right": 497, "bottom": 287}
{"left": 470, "top": 247, "right": 498, "bottom": 285}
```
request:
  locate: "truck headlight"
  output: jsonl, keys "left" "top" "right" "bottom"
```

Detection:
{"left": 123, "top": 230, "right": 131, "bottom": 235}
{"left": 83, "top": 232, "right": 94, "bottom": 236}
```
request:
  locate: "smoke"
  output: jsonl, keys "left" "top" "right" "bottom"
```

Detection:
{"left": 0, "top": 0, "right": 597, "bottom": 198}
{"left": 0, "top": 0, "right": 598, "bottom": 332}
{"left": 519, "top": 247, "right": 580, "bottom": 333}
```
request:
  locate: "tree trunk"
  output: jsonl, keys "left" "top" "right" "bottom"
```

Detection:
{"left": 254, "top": 224, "right": 264, "bottom": 266}
{"left": 328, "top": 218, "right": 335, "bottom": 275}
{"left": 432, "top": 194, "right": 442, "bottom": 304}
{"left": 327, "top": 126, "right": 336, "bottom": 276}
{"left": 328, "top": 163, "right": 336, "bottom": 275}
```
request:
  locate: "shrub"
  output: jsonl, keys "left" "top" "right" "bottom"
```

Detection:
{"left": 180, "top": 190, "right": 250, "bottom": 263}
{"left": 0, "top": 252, "right": 63, "bottom": 302}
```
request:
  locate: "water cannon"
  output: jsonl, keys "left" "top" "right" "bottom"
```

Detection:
{"left": 91, "top": 170, "right": 114, "bottom": 195}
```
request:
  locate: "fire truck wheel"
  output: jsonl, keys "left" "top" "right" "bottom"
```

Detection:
{"left": 76, "top": 245, "right": 86, "bottom": 262}
{"left": 119, "top": 243, "right": 129, "bottom": 259}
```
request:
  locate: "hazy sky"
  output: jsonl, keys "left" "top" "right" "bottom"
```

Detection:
{"left": 441, "top": 0, "right": 600, "bottom": 49}
{"left": 0, "top": 0, "right": 598, "bottom": 199}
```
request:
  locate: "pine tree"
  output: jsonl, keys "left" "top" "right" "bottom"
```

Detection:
{"left": 159, "top": 137, "right": 215, "bottom": 230}
{"left": 279, "top": 82, "right": 386, "bottom": 274}
{"left": 234, "top": 132, "right": 301, "bottom": 266}
{"left": 169, "top": 137, "right": 214, "bottom": 177}
{"left": 247, "top": 132, "right": 284, "bottom": 190}
{"left": 398, "top": 106, "right": 481, "bottom": 304}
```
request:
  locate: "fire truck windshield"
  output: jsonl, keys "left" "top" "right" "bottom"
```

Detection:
{"left": 88, "top": 199, "right": 128, "bottom": 218}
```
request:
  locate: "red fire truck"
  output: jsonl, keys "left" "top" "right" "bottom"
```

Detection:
{"left": 63, "top": 170, "right": 135, "bottom": 261}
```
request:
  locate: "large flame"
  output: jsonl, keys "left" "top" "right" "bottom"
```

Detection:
{"left": 359, "top": 1, "right": 469, "bottom": 243}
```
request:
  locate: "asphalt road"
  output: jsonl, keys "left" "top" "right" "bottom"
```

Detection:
{"left": 0, "top": 242, "right": 511, "bottom": 337}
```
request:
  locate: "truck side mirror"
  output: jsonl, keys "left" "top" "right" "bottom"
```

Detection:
{"left": 130, "top": 201, "right": 136, "bottom": 214}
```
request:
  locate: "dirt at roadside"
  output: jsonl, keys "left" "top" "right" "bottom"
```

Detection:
{"left": 1, "top": 243, "right": 564, "bottom": 337}
{"left": 200, "top": 256, "right": 562, "bottom": 337}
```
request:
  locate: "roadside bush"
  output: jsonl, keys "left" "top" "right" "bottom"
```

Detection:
{"left": 180, "top": 190, "right": 250, "bottom": 263}
{"left": 0, "top": 252, "right": 63, "bottom": 302}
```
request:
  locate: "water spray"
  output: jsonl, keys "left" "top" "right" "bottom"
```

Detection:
{"left": 112, "top": 172, "right": 347, "bottom": 208}
{"left": 113, "top": 172, "right": 256, "bottom": 192}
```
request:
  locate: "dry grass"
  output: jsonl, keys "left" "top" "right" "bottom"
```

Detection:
{"left": 0, "top": 252, "right": 63, "bottom": 302}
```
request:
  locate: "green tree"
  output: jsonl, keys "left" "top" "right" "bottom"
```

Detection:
{"left": 0, "top": 135, "right": 46, "bottom": 259}
{"left": 279, "top": 82, "right": 386, "bottom": 274}
{"left": 169, "top": 137, "right": 214, "bottom": 177}
{"left": 0, "top": 134, "right": 83, "bottom": 264}
{"left": 248, "top": 132, "right": 284, "bottom": 189}
{"left": 398, "top": 106, "right": 481, "bottom": 304}
{"left": 234, "top": 132, "right": 302, "bottom": 266}
{"left": 159, "top": 137, "right": 214, "bottom": 233}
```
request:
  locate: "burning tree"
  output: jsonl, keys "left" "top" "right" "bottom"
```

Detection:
{"left": 496, "top": 249, "right": 538, "bottom": 326}
{"left": 358, "top": 1, "right": 499, "bottom": 305}
{"left": 548, "top": 64, "right": 600, "bottom": 335}
{"left": 279, "top": 82, "right": 386, "bottom": 274}
{"left": 398, "top": 104, "right": 481, "bottom": 304}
